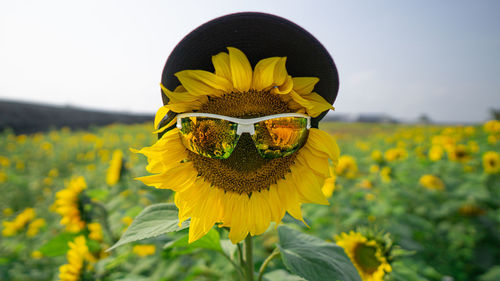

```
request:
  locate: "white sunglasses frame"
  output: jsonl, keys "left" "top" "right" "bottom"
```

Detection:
{"left": 176, "top": 113, "right": 311, "bottom": 135}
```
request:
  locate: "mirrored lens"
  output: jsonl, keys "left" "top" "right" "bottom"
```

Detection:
{"left": 252, "top": 117, "right": 309, "bottom": 159}
{"left": 178, "top": 117, "right": 239, "bottom": 159}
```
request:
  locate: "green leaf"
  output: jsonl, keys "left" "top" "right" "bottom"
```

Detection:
{"left": 264, "top": 269, "right": 305, "bottom": 281}
{"left": 277, "top": 225, "right": 361, "bottom": 281}
{"left": 479, "top": 266, "right": 500, "bottom": 281}
{"left": 87, "top": 188, "right": 110, "bottom": 201}
{"left": 164, "top": 228, "right": 222, "bottom": 252}
{"left": 220, "top": 238, "right": 237, "bottom": 258}
{"left": 107, "top": 203, "right": 189, "bottom": 251}
{"left": 39, "top": 232, "right": 81, "bottom": 257}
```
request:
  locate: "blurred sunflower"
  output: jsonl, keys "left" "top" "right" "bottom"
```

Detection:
{"left": 384, "top": 148, "right": 407, "bottom": 162}
{"left": 483, "top": 151, "right": 500, "bottom": 174}
{"left": 321, "top": 166, "right": 336, "bottom": 198}
{"left": 132, "top": 244, "right": 156, "bottom": 257}
{"left": 380, "top": 166, "right": 392, "bottom": 183}
{"left": 335, "top": 231, "right": 392, "bottom": 281}
{"left": 335, "top": 155, "right": 358, "bottom": 179}
{"left": 53, "top": 177, "right": 88, "bottom": 232}
{"left": 58, "top": 235, "right": 96, "bottom": 281}
{"left": 134, "top": 47, "right": 339, "bottom": 243}
{"left": 88, "top": 222, "right": 103, "bottom": 242}
{"left": 26, "top": 218, "right": 46, "bottom": 237}
{"left": 370, "top": 150, "right": 383, "bottom": 164}
{"left": 483, "top": 120, "right": 500, "bottom": 134}
{"left": 419, "top": 174, "right": 445, "bottom": 191}
{"left": 106, "top": 149, "right": 123, "bottom": 186}
{"left": 428, "top": 145, "right": 444, "bottom": 162}
{"left": 2, "top": 208, "right": 35, "bottom": 237}
{"left": 447, "top": 144, "right": 470, "bottom": 162}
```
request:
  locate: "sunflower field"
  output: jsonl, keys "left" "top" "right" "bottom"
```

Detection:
{"left": 1, "top": 120, "right": 499, "bottom": 281}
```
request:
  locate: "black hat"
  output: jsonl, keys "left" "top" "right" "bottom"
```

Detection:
{"left": 160, "top": 12, "right": 339, "bottom": 128}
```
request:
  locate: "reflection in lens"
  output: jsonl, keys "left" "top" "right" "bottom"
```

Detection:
{"left": 178, "top": 117, "right": 239, "bottom": 159}
{"left": 252, "top": 117, "right": 308, "bottom": 159}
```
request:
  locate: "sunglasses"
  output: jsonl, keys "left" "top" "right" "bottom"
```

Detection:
{"left": 176, "top": 113, "right": 311, "bottom": 159}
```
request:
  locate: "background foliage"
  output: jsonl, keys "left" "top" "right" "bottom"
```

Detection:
{"left": 0, "top": 121, "right": 499, "bottom": 281}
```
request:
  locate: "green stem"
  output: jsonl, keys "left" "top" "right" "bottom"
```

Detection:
{"left": 91, "top": 202, "right": 115, "bottom": 243}
{"left": 244, "top": 235, "right": 254, "bottom": 281}
{"left": 237, "top": 242, "right": 245, "bottom": 266}
{"left": 257, "top": 249, "right": 280, "bottom": 281}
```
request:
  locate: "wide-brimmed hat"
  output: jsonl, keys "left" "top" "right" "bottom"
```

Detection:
{"left": 160, "top": 12, "right": 339, "bottom": 128}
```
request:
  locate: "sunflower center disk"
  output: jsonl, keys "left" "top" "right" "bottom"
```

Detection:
{"left": 187, "top": 91, "right": 297, "bottom": 194}
{"left": 353, "top": 244, "right": 382, "bottom": 274}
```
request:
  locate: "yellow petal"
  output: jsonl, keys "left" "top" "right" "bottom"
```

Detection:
{"left": 135, "top": 163, "right": 196, "bottom": 191}
{"left": 301, "top": 92, "right": 335, "bottom": 116}
{"left": 297, "top": 147, "right": 330, "bottom": 177}
{"left": 228, "top": 193, "right": 250, "bottom": 243}
{"left": 275, "top": 179, "right": 305, "bottom": 224}
{"left": 163, "top": 101, "right": 204, "bottom": 113}
{"left": 249, "top": 191, "right": 271, "bottom": 235}
{"left": 290, "top": 165, "right": 329, "bottom": 205}
{"left": 252, "top": 57, "right": 280, "bottom": 91}
{"left": 160, "top": 83, "right": 203, "bottom": 103}
{"left": 228, "top": 47, "right": 252, "bottom": 92}
{"left": 292, "top": 77, "right": 319, "bottom": 95}
{"left": 266, "top": 186, "right": 286, "bottom": 223}
{"left": 306, "top": 129, "right": 340, "bottom": 164}
{"left": 175, "top": 70, "right": 233, "bottom": 97}
{"left": 212, "top": 52, "right": 232, "bottom": 82}
{"left": 273, "top": 57, "right": 288, "bottom": 86}
{"left": 322, "top": 176, "right": 336, "bottom": 198}
{"left": 289, "top": 91, "right": 333, "bottom": 117}
{"left": 271, "top": 75, "right": 293, "bottom": 95}
{"left": 152, "top": 118, "right": 177, "bottom": 134}
{"left": 154, "top": 106, "right": 170, "bottom": 130}
{"left": 188, "top": 217, "right": 206, "bottom": 243}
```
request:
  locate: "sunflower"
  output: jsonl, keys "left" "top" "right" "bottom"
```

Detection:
{"left": 26, "top": 218, "right": 46, "bottom": 237}
{"left": 384, "top": 147, "right": 407, "bottom": 162}
{"left": 335, "top": 231, "right": 392, "bottom": 281}
{"left": 132, "top": 244, "right": 156, "bottom": 257}
{"left": 370, "top": 150, "right": 383, "bottom": 164}
{"left": 88, "top": 222, "right": 103, "bottom": 242}
{"left": 335, "top": 155, "right": 358, "bottom": 179}
{"left": 483, "top": 120, "right": 500, "bottom": 134}
{"left": 380, "top": 166, "right": 392, "bottom": 183}
{"left": 1, "top": 208, "right": 35, "bottom": 237}
{"left": 428, "top": 145, "right": 444, "bottom": 162}
{"left": 483, "top": 151, "right": 500, "bottom": 174}
{"left": 134, "top": 47, "right": 339, "bottom": 243}
{"left": 58, "top": 235, "right": 96, "bottom": 281}
{"left": 447, "top": 144, "right": 470, "bottom": 162}
{"left": 321, "top": 166, "right": 336, "bottom": 198}
{"left": 419, "top": 174, "right": 445, "bottom": 191}
{"left": 106, "top": 149, "right": 123, "bottom": 186}
{"left": 54, "top": 177, "right": 88, "bottom": 232}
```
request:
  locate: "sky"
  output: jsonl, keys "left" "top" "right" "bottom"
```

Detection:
{"left": 1, "top": 0, "right": 499, "bottom": 123}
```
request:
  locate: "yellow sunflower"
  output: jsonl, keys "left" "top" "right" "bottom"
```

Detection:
{"left": 134, "top": 47, "right": 339, "bottom": 244}
{"left": 335, "top": 231, "right": 392, "bottom": 281}
{"left": 483, "top": 151, "right": 500, "bottom": 174}
{"left": 428, "top": 145, "right": 444, "bottom": 162}
{"left": 335, "top": 155, "right": 358, "bottom": 179}
{"left": 54, "top": 177, "right": 87, "bottom": 232}
{"left": 384, "top": 147, "right": 407, "bottom": 162}
{"left": 419, "top": 174, "right": 445, "bottom": 191}
{"left": 1, "top": 208, "right": 35, "bottom": 237}
{"left": 58, "top": 235, "right": 96, "bottom": 281}
{"left": 106, "top": 149, "right": 123, "bottom": 186}
{"left": 483, "top": 119, "right": 500, "bottom": 134}
{"left": 447, "top": 144, "right": 470, "bottom": 162}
